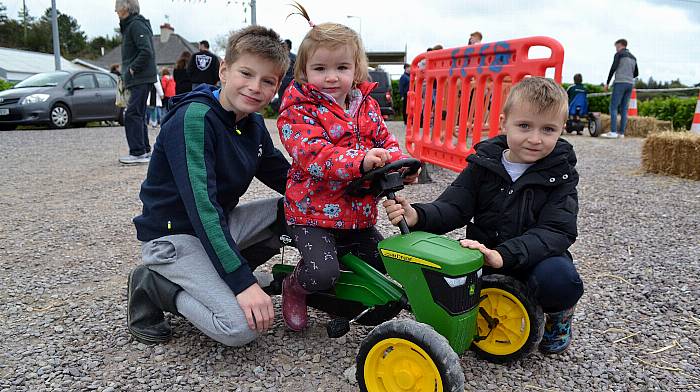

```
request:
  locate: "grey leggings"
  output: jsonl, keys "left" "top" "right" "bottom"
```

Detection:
{"left": 291, "top": 225, "right": 385, "bottom": 292}
{"left": 141, "top": 197, "right": 284, "bottom": 347}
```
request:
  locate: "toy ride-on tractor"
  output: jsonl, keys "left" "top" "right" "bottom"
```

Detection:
{"left": 267, "top": 158, "right": 544, "bottom": 392}
{"left": 566, "top": 90, "right": 602, "bottom": 137}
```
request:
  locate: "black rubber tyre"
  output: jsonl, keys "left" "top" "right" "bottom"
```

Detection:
{"left": 471, "top": 274, "right": 544, "bottom": 363}
{"left": 357, "top": 319, "right": 465, "bottom": 392}
{"left": 49, "top": 103, "right": 71, "bottom": 129}
{"left": 588, "top": 116, "right": 602, "bottom": 137}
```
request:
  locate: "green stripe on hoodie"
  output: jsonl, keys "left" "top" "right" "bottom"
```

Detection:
{"left": 183, "top": 102, "right": 241, "bottom": 273}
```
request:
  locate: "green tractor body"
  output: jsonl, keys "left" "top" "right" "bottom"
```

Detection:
{"left": 271, "top": 254, "right": 405, "bottom": 308}
{"left": 378, "top": 231, "right": 484, "bottom": 354}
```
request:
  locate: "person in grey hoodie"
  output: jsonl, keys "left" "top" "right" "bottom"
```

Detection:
{"left": 603, "top": 39, "right": 638, "bottom": 139}
{"left": 115, "top": 0, "right": 157, "bottom": 164}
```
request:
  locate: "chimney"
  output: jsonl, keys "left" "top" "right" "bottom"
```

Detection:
{"left": 160, "top": 23, "right": 174, "bottom": 43}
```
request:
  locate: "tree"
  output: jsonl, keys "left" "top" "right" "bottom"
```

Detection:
{"left": 35, "top": 7, "right": 88, "bottom": 58}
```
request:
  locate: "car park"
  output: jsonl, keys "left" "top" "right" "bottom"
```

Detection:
{"left": 0, "top": 70, "right": 123, "bottom": 131}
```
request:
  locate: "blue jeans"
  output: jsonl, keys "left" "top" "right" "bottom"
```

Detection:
{"left": 489, "top": 255, "right": 584, "bottom": 313}
{"left": 124, "top": 83, "right": 151, "bottom": 156}
{"left": 609, "top": 83, "right": 633, "bottom": 135}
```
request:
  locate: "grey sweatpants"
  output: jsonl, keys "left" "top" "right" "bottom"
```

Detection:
{"left": 140, "top": 198, "right": 282, "bottom": 347}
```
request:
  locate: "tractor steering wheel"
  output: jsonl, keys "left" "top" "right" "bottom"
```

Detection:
{"left": 346, "top": 158, "right": 421, "bottom": 198}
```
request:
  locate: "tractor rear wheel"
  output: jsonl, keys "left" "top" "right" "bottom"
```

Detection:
{"left": 471, "top": 274, "right": 544, "bottom": 363}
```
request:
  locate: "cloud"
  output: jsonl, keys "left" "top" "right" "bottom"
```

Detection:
{"left": 6, "top": 0, "right": 699, "bottom": 84}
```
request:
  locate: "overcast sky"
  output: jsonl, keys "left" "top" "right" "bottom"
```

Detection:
{"left": 4, "top": 0, "right": 700, "bottom": 84}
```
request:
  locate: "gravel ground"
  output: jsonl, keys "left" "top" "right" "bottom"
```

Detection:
{"left": 1, "top": 121, "right": 699, "bottom": 392}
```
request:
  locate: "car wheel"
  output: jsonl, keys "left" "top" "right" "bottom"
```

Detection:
{"left": 50, "top": 103, "right": 71, "bottom": 129}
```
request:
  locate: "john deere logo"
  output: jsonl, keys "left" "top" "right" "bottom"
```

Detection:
{"left": 380, "top": 249, "right": 442, "bottom": 269}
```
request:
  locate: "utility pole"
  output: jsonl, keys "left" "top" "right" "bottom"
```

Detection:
{"left": 22, "top": 0, "right": 27, "bottom": 46}
{"left": 250, "top": 0, "right": 256, "bottom": 25}
{"left": 51, "top": 0, "right": 61, "bottom": 70}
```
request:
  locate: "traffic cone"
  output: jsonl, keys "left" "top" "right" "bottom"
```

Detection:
{"left": 627, "top": 88, "right": 638, "bottom": 117}
{"left": 691, "top": 90, "right": 700, "bottom": 133}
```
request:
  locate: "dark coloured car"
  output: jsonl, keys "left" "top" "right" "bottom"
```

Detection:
{"left": 0, "top": 70, "right": 123, "bottom": 131}
{"left": 368, "top": 68, "right": 394, "bottom": 119}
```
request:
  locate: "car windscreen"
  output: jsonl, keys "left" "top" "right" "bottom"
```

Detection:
{"left": 369, "top": 71, "right": 390, "bottom": 90}
{"left": 14, "top": 72, "right": 70, "bottom": 88}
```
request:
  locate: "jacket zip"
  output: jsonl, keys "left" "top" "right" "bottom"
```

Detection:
{"left": 518, "top": 188, "right": 534, "bottom": 234}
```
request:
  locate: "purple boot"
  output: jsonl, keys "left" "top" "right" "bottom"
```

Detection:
{"left": 282, "top": 271, "right": 310, "bottom": 331}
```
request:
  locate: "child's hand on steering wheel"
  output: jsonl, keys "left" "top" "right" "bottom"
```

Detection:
{"left": 362, "top": 148, "right": 390, "bottom": 172}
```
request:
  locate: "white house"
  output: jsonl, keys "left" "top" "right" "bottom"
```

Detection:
{"left": 0, "top": 47, "right": 90, "bottom": 82}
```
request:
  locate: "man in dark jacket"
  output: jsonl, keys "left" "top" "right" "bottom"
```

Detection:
{"left": 384, "top": 77, "right": 584, "bottom": 355}
{"left": 398, "top": 63, "right": 411, "bottom": 124}
{"left": 115, "top": 0, "right": 157, "bottom": 165}
{"left": 272, "top": 39, "right": 296, "bottom": 113}
{"left": 187, "top": 40, "right": 220, "bottom": 89}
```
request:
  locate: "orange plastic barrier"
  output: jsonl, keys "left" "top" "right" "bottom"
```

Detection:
{"left": 405, "top": 36, "right": 565, "bottom": 172}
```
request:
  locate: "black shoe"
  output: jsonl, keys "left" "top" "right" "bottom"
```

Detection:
{"left": 127, "top": 265, "right": 182, "bottom": 344}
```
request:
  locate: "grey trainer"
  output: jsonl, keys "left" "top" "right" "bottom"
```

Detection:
{"left": 119, "top": 153, "right": 150, "bottom": 164}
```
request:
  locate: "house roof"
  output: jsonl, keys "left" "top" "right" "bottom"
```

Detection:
{"left": 95, "top": 33, "right": 197, "bottom": 69}
{"left": 0, "top": 47, "right": 88, "bottom": 75}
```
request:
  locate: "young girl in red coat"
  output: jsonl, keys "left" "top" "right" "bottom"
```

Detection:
{"left": 277, "top": 11, "right": 417, "bottom": 331}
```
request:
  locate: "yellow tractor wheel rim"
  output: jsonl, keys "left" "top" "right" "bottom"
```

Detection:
{"left": 363, "top": 337, "right": 443, "bottom": 392}
{"left": 474, "top": 287, "right": 530, "bottom": 356}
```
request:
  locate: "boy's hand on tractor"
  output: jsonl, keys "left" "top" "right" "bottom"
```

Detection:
{"left": 236, "top": 283, "right": 274, "bottom": 333}
{"left": 459, "top": 239, "right": 504, "bottom": 269}
{"left": 382, "top": 195, "right": 418, "bottom": 227}
{"left": 362, "top": 148, "right": 390, "bottom": 172}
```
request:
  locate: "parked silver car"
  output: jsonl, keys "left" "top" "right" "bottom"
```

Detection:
{"left": 0, "top": 70, "right": 124, "bottom": 131}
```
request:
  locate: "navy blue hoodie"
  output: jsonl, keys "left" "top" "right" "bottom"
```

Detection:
{"left": 134, "top": 85, "right": 290, "bottom": 294}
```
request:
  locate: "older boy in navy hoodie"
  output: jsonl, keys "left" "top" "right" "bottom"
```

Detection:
{"left": 127, "top": 26, "right": 291, "bottom": 346}
{"left": 384, "top": 77, "right": 584, "bottom": 354}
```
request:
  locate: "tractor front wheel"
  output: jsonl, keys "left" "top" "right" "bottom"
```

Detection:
{"left": 471, "top": 274, "right": 544, "bottom": 363}
{"left": 356, "top": 319, "right": 464, "bottom": 392}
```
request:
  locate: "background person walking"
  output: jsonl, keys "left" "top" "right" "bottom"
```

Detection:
{"left": 602, "top": 39, "right": 638, "bottom": 139}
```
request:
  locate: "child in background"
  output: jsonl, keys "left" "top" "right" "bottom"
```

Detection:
{"left": 160, "top": 68, "right": 176, "bottom": 113}
{"left": 145, "top": 77, "right": 164, "bottom": 129}
{"left": 277, "top": 7, "right": 417, "bottom": 331}
{"left": 384, "top": 77, "right": 584, "bottom": 354}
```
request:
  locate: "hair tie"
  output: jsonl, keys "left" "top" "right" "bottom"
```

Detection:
{"left": 308, "top": 20, "right": 315, "bottom": 28}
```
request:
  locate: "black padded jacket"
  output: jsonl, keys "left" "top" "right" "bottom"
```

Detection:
{"left": 412, "top": 135, "right": 579, "bottom": 272}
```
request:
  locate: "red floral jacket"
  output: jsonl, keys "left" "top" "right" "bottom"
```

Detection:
{"left": 277, "top": 81, "right": 404, "bottom": 229}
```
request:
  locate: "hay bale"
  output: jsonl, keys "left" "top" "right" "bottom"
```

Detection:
{"left": 602, "top": 114, "right": 674, "bottom": 137}
{"left": 642, "top": 132, "right": 700, "bottom": 180}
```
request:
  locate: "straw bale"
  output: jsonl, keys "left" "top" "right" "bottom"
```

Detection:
{"left": 642, "top": 132, "right": 700, "bottom": 180}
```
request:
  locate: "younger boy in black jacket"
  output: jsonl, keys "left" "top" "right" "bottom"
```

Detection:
{"left": 127, "top": 26, "right": 291, "bottom": 347}
{"left": 384, "top": 77, "right": 584, "bottom": 354}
